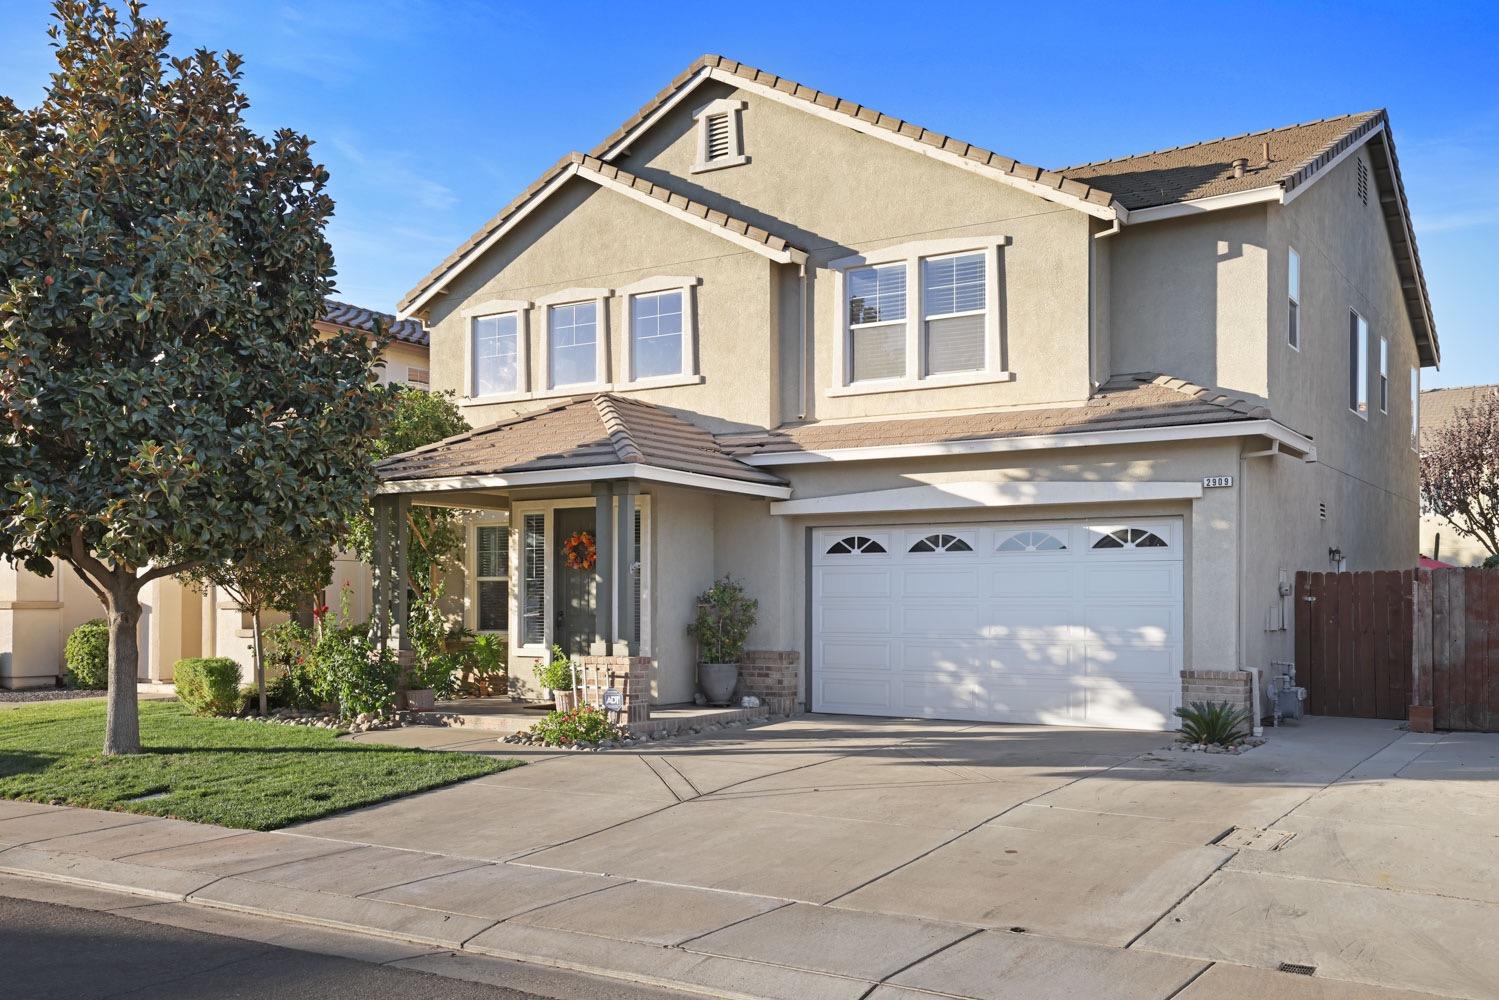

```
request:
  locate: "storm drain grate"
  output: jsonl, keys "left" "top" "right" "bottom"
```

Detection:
{"left": 1279, "top": 962, "right": 1317, "bottom": 976}
{"left": 1214, "top": 826, "right": 1295, "bottom": 851}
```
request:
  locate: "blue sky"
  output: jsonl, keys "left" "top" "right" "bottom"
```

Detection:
{"left": 2, "top": 0, "right": 1495, "bottom": 388}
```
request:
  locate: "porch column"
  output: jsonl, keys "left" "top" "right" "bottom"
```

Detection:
{"left": 391, "top": 494, "right": 411, "bottom": 655}
{"left": 592, "top": 483, "right": 613, "bottom": 655}
{"left": 615, "top": 483, "right": 636, "bottom": 654}
{"left": 371, "top": 494, "right": 393, "bottom": 648}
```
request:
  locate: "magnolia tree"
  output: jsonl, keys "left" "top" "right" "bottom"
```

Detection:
{"left": 0, "top": 1, "right": 386, "bottom": 754}
{"left": 1420, "top": 392, "right": 1499, "bottom": 559}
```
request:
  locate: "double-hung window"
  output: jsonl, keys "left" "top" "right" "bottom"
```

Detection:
{"left": 1349, "top": 310, "right": 1369, "bottom": 417}
{"left": 1287, "top": 247, "right": 1301, "bottom": 350}
{"left": 1379, "top": 336, "right": 1389, "bottom": 413}
{"left": 922, "top": 252, "right": 986, "bottom": 375}
{"left": 833, "top": 237, "right": 1007, "bottom": 394}
{"left": 519, "top": 513, "right": 546, "bottom": 647}
{"left": 472, "top": 314, "right": 520, "bottom": 396}
{"left": 846, "top": 263, "right": 907, "bottom": 382}
{"left": 548, "top": 302, "right": 598, "bottom": 387}
{"left": 473, "top": 524, "right": 509, "bottom": 633}
{"left": 620, "top": 276, "right": 700, "bottom": 384}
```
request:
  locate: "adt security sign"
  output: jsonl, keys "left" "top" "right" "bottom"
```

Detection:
{"left": 602, "top": 688, "right": 624, "bottom": 712}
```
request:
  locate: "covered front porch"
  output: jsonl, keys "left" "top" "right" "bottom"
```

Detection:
{"left": 367, "top": 393, "right": 791, "bottom": 712}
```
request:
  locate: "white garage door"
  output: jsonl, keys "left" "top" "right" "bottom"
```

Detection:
{"left": 812, "top": 518, "right": 1183, "bottom": 730}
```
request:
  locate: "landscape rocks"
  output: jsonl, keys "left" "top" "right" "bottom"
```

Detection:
{"left": 1167, "top": 735, "right": 1269, "bottom": 755}
{"left": 498, "top": 712, "right": 788, "bottom": 752}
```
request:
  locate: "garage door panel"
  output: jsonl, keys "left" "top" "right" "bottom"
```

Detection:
{"left": 899, "top": 604, "right": 981, "bottom": 635}
{"left": 820, "top": 567, "right": 892, "bottom": 599}
{"left": 1084, "top": 605, "right": 1178, "bottom": 644}
{"left": 900, "top": 639, "right": 985, "bottom": 673}
{"left": 820, "top": 676, "right": 893, "bottom": 712}
{"left": 1083, "top": 644, "right": 1179, "bottom": 681}
{"left": 1083, "top": 564, "right": 1179, "bottom": 600}
{"left": 899, "top": 678, "right": 978, "bottom": 716}
{"left": 981, "top": 683, "right": 1083, "bottom": 724}
{"left": 821, "top": 604, "right": 892, "bottom": 635}
{"left": 985, "top": 642, "right": 1077, "bottom": 674}
{"left": 981, "top": 603, "right": 1076, "bottom": 639}
{"left": 902, "top": 568, "right": 979, "bottom": 598}
{"left": 991, "top": 566, "right": 1074, "bottom": 599}
{"left": 820, "top": 640, "right": 893, "bottom": 671}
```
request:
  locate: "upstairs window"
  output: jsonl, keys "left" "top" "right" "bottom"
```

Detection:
{"left": 1349, "top": 310, "right": 1369, "bottom": 418}
{"left": 922, "top": 252, "right": 987, "bottom": 375}
{"left": 1411, "top": 367, "right": 1420, "bottom": 450}
{"left": 847, "top": 263, "right": 907, "bottom": 382}
{"left": 630, "top": 290, "right": 684, "bottom": 379}
{"left": 548, "top": 301, "right": 598, "bottom": 387}
{"left": 473, "top": 313, "right": 520, "bottom": 396}
{"left": 692, "top": 99, "right": 748, "bottom": 173}
{"left": 1379, "top": 336, "right": 1389, "bottom": 414}
{"left": 1287, "top": 247, "right": 1301, "bottom": 350}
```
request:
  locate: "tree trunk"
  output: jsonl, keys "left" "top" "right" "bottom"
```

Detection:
{"left": 251, "top": 609, "right": 267, "bottom": 716}
{"left": 103, "top": 591, "right": 143, "bottom": 756}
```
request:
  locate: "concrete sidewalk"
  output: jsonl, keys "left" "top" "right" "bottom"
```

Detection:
{"left": 0, "top": 714, "right": 1494, "bottom": 1000}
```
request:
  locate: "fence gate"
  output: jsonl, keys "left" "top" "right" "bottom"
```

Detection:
{"left": 1416, "top": 569, "right": 1499, "bottom": 732}
{"left": 1294, "top": 571, "right": 1413, "bottom": 720}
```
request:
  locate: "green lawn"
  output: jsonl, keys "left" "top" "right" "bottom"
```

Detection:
{"left": 0, "top": 700, "right": 518, "bottom": 830}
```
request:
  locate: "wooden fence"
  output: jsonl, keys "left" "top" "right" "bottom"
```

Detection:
{"left": 1294, "top": 570, "right": 1413, "bottom": 720}
{"left": 1416, "top": 569, "right": 1499, "bottom": 732}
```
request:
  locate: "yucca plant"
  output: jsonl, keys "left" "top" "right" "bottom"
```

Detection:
{"left": 1174, "top": 701, "right": 1252, "bottom": 747}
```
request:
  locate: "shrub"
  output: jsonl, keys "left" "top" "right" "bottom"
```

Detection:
{"left": 1174, "top": 701, "right": 1252, "bottom": 747}
{"left": 264, "top": 621, "right": 322, "bottom": 710}
{"left": 687, "top": 576, "right": 758, "bottom": 664}
{"left": 1484, "top": 553, "right": 1499, "bottom": 570}
{"left": 528, "top": 704, "right": 623, "bottom": 747}
{"left": 313, "top": 624, "right": 398, "bottom": 719}
{"left": 63, "top": 618, "right": 110, "bottom": 689}
{"left": 174, "top": 657, "right": 243, "bottom": 716}
{"left": 534, "top": 644, "right": 573, "bottom": 692}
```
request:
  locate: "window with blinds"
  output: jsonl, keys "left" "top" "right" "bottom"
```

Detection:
{"left": 475, "top": 525, "right": 508, "bottom": 633}
{"left": 847, "top": 262, "right": 906, "bottom": 382}
{"left": 921, "top": 252, "right": 986, "bottom": 375}
{"left": 521, "top": 513, "right": 546, "bottom": 646}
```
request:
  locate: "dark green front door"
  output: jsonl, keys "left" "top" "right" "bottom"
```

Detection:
{"left": 553, "top": 507, "right": 597, "bottom": 658}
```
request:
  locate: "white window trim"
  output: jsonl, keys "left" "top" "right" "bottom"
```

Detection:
{"left": 537, "top": 288, "right": 611, "bottom": 393}
{"left": 507, "top": 495, "right": 652, "bottom": 661}
{"left": 829, "top": 235, "right": 1010, "bottom": 397}
{"left": 462, "top": 298, "right": 531, "bottom": 403}
{"left": 692, "top": 98, "right": 749, "bottom": 174}
{"left": 1379, "top": 335, "right": 1390, "bottom": 414}
{"left": 620, "top": 275, "right": 701, "bottom": 384}
{"left": 1349, "top": 308, "right": 1369, "bottom": 420}
{"left": 1287, "top": 246, "right": 1301, "bottom": 352}
{"left": 465, "top": 515, "right": 511, "bottom": 635}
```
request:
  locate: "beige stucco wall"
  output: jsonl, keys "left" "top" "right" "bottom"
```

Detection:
{"left": 1420, "top": 515, "right": 1491, "bottom": 567}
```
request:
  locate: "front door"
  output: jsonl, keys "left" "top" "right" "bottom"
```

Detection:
{"left": 553, "top": 507, "right": 598, "bottom": 657}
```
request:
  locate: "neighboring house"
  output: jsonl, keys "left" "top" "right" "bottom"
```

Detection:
{"left": 0, "top": 300, "right": 430, "bottom": 689}
{"left": 1417, "top": 384, "right": 1499, "bottom": 566}
{"left": 385, "top": 55, "right": 1433, "bottom": 730}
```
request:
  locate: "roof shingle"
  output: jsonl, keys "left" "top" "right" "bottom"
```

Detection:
{"left": 321, "top": 299, "right": 428, "bottom": 347}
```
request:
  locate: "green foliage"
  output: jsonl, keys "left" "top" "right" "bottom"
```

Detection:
{"left": 468, "top": 634, "right": 507, "bottom": 680}
{"left": 0, "top": 700, "right": 516, "bottom": 830}
{"left": 348, "top": 387, "right": 470, "bottom": 591}
{"left": 0, "top": 2, "right": 387, "bottom": 751}
{"left": 173, "top": 658, "right": 242, "bottom": 716}
{"left": 408, "top": 582, "right": 458, "bottom": 695}
{"left": 534, "top": 645, "right": 574, "bottom": 691}
{"left": 528, "top": 705, "right": 623, "bottom": 747}
{"left": 312, "top": 625, "right": 398, "bottom": 718}
{"left": 63, "top": 618, "right": 109, "bottom": 689}
{"left": 1174, "top": 701, "right": 1252, "bottom": 747}
{"left": 263, "top": 621, "right": 322, "bottom": 710}
{"left": 1484, "top": 554, "right": 1499, "bottom": 570}
{"left": 687, "top": 576, "right": 759, "bottom": 664}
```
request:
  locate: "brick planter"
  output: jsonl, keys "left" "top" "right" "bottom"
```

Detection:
{"left": 738, "top": 650, "right": 801, "bottom": 715}
{"left": 1180, "top": 670, "right": 1253, "bottom": 721}
{"left": 575, "top": 655, "right": 652, "bottom": 724}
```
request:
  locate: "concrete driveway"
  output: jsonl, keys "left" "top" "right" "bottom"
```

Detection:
{"left": 3, "top": 714, "right": 1496, "bottom": 999}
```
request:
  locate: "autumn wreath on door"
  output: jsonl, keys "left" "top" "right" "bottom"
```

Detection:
{"left": 562, "top": 530, "right": 597, "bottom": 571}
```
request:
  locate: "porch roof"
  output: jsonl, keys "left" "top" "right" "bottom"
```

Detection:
{"left": 377, "top": 393, "right": 788, "bottom": 497}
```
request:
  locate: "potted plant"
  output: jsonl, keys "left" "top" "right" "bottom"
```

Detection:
{"left": 688, "top": 576, "right": 758, "bottom": 706}
{"left": 535, "top": 644, "right": 577, "bottom": 710}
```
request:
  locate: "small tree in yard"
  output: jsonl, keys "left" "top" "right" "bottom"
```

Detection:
{"left": 1421, "top": 392, "right": 1499, "bottom": 559}
{"left": 348, "top": 386, "right": 470, "bottom": 593}
{"left": 0, "top": 2, "right": 385, "bottom": 754}
{"left": 185, "top": 539, "right": 334, "bottom": 717}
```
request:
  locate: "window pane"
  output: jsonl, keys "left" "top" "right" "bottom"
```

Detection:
{"left": 847, "top": 264, "right": 906, "bottom": 325}
{"left": 521, "top": 513, "right": 546, "bottom": 645}
{"left": 476, "top": 526, "right": 506, "bottom": 579}
{"left": 1349, "top": 312, "right": 1368, "bottom": 414}
{"left": 923, "top": 253, "right": 985, "bottom": 316}
{"left": 473, "top": 314, "right": 519, "bottom": 395}
{"left": 850, "top": 323, "right": 904, "bottom": 382}
{"left": 1411, "top": 367, "right": 1419, "bottom": 447}
{"left": 1288, "top": 248, "right": 1300, "bottom": 301}
{"left": 477, "top": 580, "right": 508, "bottom": 632}
{"left": 631, "top": 290, "right": 683, "bottom": 379}
{"left": 925, "top": 314, "right": 985, "bottom": 375}
{"left": 549, "top": 302, "right": 597, "bottom": 386}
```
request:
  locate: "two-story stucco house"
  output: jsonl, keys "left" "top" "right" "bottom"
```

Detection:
{"left": 378, "top": 55, "right": 1438, "bottom": 730}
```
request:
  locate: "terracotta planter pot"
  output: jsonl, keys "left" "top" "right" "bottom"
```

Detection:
{"left": 698, "top": 662, "right": 738, "bottom": 706}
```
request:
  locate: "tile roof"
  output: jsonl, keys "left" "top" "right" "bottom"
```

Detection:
{"left": 1419, "top": 384, "right": 1499, "bottom": 449}
{"left": 717, "top": 374, "right": 1270, "bottom": 458}
{"left": 1055, "top": 112, "right": 1383, "bottom": 210}
{"left": 378, "top": 393, "right": 785, "bottom": 487}
{"left": 322, "top": 299, "right": 429, "bottom": 347}
{"left": 396, "top": 153, "right": 806, "bottom": 315}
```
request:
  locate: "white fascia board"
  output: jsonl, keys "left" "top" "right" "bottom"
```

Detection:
{"left": 740, "top": 418, "right": 1315, "bottom": 467}
{"left": 1125, "top": 186, "right": 1282, "bottom": 225}
{"left": 598, "top": 67, "right": 1118, "bottom": 223}
{"left": 1280, "top": 123, "right": 1385, "bottom": 207}
{"left": 379, "top": 463, "right": 790, "bottom": 500}
{"left": 770, "top": 480, "right": 1204, "bottom": 517}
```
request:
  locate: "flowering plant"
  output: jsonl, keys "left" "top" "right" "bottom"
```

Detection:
{"left": 562, "top": 530, "right": 597, "bottom": 571}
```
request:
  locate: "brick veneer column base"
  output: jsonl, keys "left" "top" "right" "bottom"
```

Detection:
{"left": 738, "top": 650, "right": 801, "bottom": 715}
{"left": 576, "top": 655, "right": 653, "bottom": 724}
{"left": 1180, "top": 670, "right": 1253, "bottom": 721}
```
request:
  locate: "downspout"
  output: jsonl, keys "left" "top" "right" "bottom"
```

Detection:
{"left": 797, "top": 262, "right": 809, "bottom": 420}
{"left": 1089, "top": 219, "right": 1122, "bottom": 391}
{"left": 1239, "top": 440, "right": 1281, "bottom": 737}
